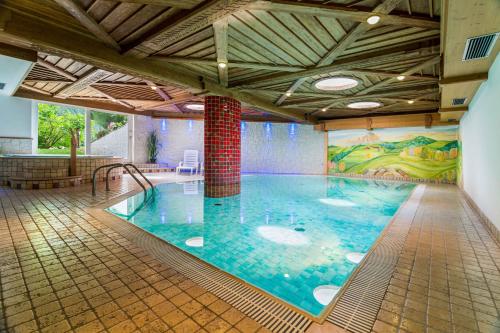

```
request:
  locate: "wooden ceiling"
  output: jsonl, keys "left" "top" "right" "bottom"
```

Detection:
{"left": 0, "top": 0, "right": 445, "bottom": 123}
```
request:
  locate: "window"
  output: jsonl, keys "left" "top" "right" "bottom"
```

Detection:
{"left": 36, "top": 103, "right": 129, "bottom": 158}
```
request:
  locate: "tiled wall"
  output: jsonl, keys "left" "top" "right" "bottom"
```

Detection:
{"left": 0, "top": 137, "right": 32, "bottom": 154}
{"left": 204, "top": 96, "right": 241, "bottom": 197}
{"left": 153, "top": 119, "right": 204, "bottom": 167}
{"left": 135, "top": 119, "right": 326, "bottom": 175}
{"left": 132, "top": 115, "right": 154, "bottom": 164}
{"left": 241, "top": 122, "right": 326, "bottom": 174}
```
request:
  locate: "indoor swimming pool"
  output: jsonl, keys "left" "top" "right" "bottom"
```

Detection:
{"left": 107, "top": 175, "right": 415, "bottom": 317}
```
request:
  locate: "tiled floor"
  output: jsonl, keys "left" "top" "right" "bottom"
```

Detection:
{"left": 372, "top": 185, "right": 500, "bottom": 333}
{"left": 0, "top": 176, "right": 499, "bottom": 333}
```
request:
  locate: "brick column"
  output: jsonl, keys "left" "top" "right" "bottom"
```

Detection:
{"left": 204, "top": 96, "right": 241, "bottom": 197}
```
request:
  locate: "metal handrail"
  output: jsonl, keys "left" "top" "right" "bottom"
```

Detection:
{"left": 92, "top": 163, "right": 123, "bottom": 196}
{"left": 92, "top": 163, "right": 155, "bottom": 202}
{"left": 122, "top": 165, "right": 149, "bottom": 200}
{"left": 124, "top": 163, "right": 155, "bottom": 192}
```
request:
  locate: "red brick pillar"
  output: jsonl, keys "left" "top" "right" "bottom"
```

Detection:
{"left": 204, "top": 96, "right": 241, "bottom": 197}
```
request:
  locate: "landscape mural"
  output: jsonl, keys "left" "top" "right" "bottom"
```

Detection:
{"left": 328, "top": 126, "right": 459, "bottom": 183}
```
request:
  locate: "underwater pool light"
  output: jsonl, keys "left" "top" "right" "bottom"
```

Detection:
{"left": 257, "top": 226, "right": 309, "bottom": 246}
{"left": 319, "top": 198, "right": 357, "bottom": 207}
{"left": 313, "top": 285, "right": 340, "bottom": 305}
{"left": 185, "top": 237, "right": 204, "bottom": 247}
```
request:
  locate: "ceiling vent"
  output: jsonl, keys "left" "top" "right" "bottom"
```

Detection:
{"left": 452, "top": 97, "right": 467, "bottom": 106}
{"left": 0, "top": 83, "right": 5, "bottom": 90}
{"left": 462, "top": 33, "right": 499, "bottom": 61}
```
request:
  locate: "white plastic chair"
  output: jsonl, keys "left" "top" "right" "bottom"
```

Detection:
{"left": 176, "top": 150, "right": 199, "bottom": 175}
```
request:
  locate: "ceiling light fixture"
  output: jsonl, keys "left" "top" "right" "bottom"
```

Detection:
{"left": 321, "top": 108, "right": 327, "bottom": 112}
{"left": 285, "top": 91, "right": 292, "bottom": 97}
{"left": 151, "top": 86, "right": 158, "bottom": 90}
{"left": 347, "top": 101, "right": 382, "bottom": 109}
{"left": 185, "top": 103, "right": 205, "bottom": 111}
{"left": 218, "top": 62, "right": 227, "bottom": 69}
{"left": 366, "top": 15, "right": 381, "bottom": 25}
{"left": 397, "top": 75, "right": 406, "bottom": 81}
{"left": 314, "top": 77, "right": 359, "bottom": 91}
{"left": 408, "top": 100, "right": 415, "bottom": 104}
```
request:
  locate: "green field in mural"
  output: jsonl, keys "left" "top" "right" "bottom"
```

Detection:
{"left": 328, "top": 126, "right": 459, "bottom": 182}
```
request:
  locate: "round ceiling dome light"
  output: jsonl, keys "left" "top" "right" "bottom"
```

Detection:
{"left": 347, "top": 101, "right": 383, "bottom": 109}
{"left": 185, "top": 103, "right": 204, "bottom": 111}
{"left": 314, "top": 77, "right": 359, "bottom": 91}
{"left": 366, "top": 15, "right": 381, "bottom": 25}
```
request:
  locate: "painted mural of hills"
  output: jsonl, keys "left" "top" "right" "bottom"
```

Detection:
{"left": 381, "top": 136, "right": 436, "bottom": 150}
{"left": 328, "top": 134, "right": 458, "bottom": 182}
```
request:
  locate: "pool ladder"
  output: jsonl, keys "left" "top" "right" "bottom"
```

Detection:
{"left": 92, "top": 163, "right": 155, "bottom": 202}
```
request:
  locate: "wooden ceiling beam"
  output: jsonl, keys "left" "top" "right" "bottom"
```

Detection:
{"left": 124, "top": 0, "right": 255, "bottom": 57}
{"left": 345, "top": 69, "right": 437, "bottom": 81}
{"left": 281, "top": 85, "right": 438, "bottom": 107}
{"left": 15, "top": 88, "right": 148, "bottom": 115}
{"left": 354, "top": 55, "right": 440, "bottom": 96}
{"left": 151, "top": 56, "right": 305, "bottom": 72}
{"left": 145, "top": 80, "right": 183, "bottom": 113}
{"left": 53, "top": 0, "right": 121, "bottom": 51}
{"left": 36, "top": 57, "right": 77, "bottom": 81}
{"left": 439, "top": 72, "right": 488, "bottom": 85}
{"left": 24, "top": 79, "right": 73, "bottom": 84}
{"left": 320, "top": 113, "right": 456, "bottom": 131}
{"left": 439, "top": 106, "right": 468, "bottom": 113}
{"left": 0, "top": 7, "right": 309, "bottom": 122}
{"left": 114, "top": 0, "right": 202, "bottom": 9}
{"left": 249, "top": 1, "right": 440, "bottom": 29}
{"left": 0, "top": 42, "right": 36, "bottom": 62}
{"left": 274, "top": 0, "right": 403, "bottom": 105}
{"left": 234, "top": 40, "right": 440, "bottom": 87}
{"left": 213, "top": 18, "right": 228, "bottom": 87}
{"left": 89, "top": 86, "right": 135, "bottom": 109}
{"left": 20, "top": 84, "right": 52, "bottom": 96}
{"left": 55, "top": 68, "right": 112, "bottom": 98}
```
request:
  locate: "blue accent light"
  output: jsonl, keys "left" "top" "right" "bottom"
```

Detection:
{"left": 160, "top": 119, "right": 167, "bottom": 132}
{"left": 188, "top": 119, "right": 193, "bottom": 132}
{"left": 241, "top": 121, "right": 246, "bottom": 132}
{"left": 264, "top": 122, "right": 272, "bottom": 139}
{"left": 289, "top": 123, "right": 297, "bottom": 137}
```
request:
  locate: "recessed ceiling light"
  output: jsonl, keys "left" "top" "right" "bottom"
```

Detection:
{"left": 151, "top": 86, "right": 158, "bottom": 90}
{"left": 347, "top": 101, "right": 382, "bottom": 109}
{"left": 321, "top": 108, "right": 327, "bottom": 112}
{"left": 218, "top": 62, "right": 227, "bottom": 69}
{"left": 111, "top": 98, "right": 118, "bottom": 102}
{"left": 397, "top": 75, "right": 405, "bottom": 81}
{"left": 366, "top": 15, "right": 381, "bottom": 25}
{"left": 314, "top": 77, "right": 359, "bottom": 91}
{"left": 185, "top": 103, "right": 204, "bottom": 111}
{"left": 408, "top": 100, "right": 415, "bottom": 104}
{"left": 285, "top": 91, "right": 292, "bottom": 97}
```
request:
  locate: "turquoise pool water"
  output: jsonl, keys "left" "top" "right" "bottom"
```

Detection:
{"left": 107, "top": 175, "right": 414, "bottom": 316}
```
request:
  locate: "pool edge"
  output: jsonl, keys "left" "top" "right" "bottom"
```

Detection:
{"left": 88, "top": 178, "right": 424, "bottom": 332}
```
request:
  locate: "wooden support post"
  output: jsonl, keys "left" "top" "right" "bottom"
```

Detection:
{"left": 70, "top": 129, "right": 79, "bottom": 176}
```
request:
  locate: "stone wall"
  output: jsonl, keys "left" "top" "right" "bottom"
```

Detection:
{"left": 0, "top": 156, "right": 124, "bottom": 186}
